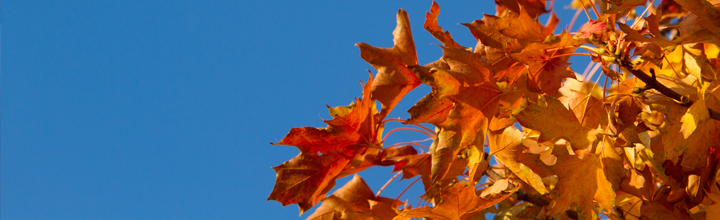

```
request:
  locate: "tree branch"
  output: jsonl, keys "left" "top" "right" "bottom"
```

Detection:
{"left": 619, "top": 59, "right": 720, "bottom": 121}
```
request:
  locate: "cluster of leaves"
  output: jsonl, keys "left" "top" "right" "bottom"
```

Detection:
{"left": 268, "top": 0, "right": 720, "bottom": 219}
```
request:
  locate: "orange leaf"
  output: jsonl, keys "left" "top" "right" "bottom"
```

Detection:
{"left": 617, "top": 22, "right": 675, "bottom": 47}
{"left": 495, "top": 0, "right": 548, "bottom": 19}
{"left": 410, "top": 61, "right": 499, "bottom": 117}
{"left": 488, "top": 126, "right": 549, "bottom": 194}
{"left": 356, "top": 9, "right": 420, "bottom": 118}
{"left": 424, "top": 1, "right": 464, "bottom": 49}
{"left": 405, "top": 92, "right": 453, "bottom": 125}
{"left": 495, "top": 7, "right": 546, "bottom": 44}
{"left": 389, "top": 153, "right": 432, "bottom": 182}
{"left": 462, "top": 16, "right": 521, "bottom": 73}
{"left": 559, "top": 90, "right": 608, "bottom": 128}
{"left": 512, "top": 49, "right": 576, "bottom": 96}
{"left": 274, "top": 75, "right": 378, "bottom": 154}
{"left": 409, "top": 64, "right": 499, "bottom": 183}
{"left": 395, "top": 181, "right": 516, "bottom": 220}
{"left": 307, "top": 174, "right": 401, "bottom": 220}
{"left": 545, "top": 137, "right": 624, "bottom": 218}
{"left": 514, "top": 95, "right": 595, "bottom": 152}
{"left": 651, "top": 97, "right": 717, "bottom": 170}
{"left": 673, "top": 0, "right": 720, "bottom": 31}
{"left": 268, "top": 153, "right": 351, "bottom": 214}
{"left": 430, "top": 103, "right": 484, "bottom": 183}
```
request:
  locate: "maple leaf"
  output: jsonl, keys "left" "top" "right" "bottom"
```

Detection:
{"left": 424, "top": 1, "right": 464, "bottom": 49}
{"left": 269, "top": 1, "right": 720, "bottom": 218}
{"left": 394, "top": 181, "right": 517, "bottom": 220}
{"left": 617, "top": 22, "right": 675, "bottom": 48}
{"left": 307, "top": 174, "right": 401, "bottom": 220}
{"left": 495, "top": 0, "right": 548, "bottom": 19}
{"left": 429, "top": 103, "right": 485, "bottom": 183}
{"left": 680, "top": 97, "right": 710, "bottom": 138}
{"left": 620, "top": 167, "right": 655, "bottom": 201}
{"left": 513, "top": 94, "right": 596, "bottom": 153}
{"left": 545, "top": 136, "right": 625, "bottom": 219}
{"left": 612, "top": 94, "right": 644, "bottom": 134}
{"left": 673, "top": 0, "right": 720, "bottom": 31}
{"left": 488, "top": 126, "right": 549, "bottom": 194}
{"left": 640, "top": 200, "right": 692, "bottom": 219}
{"left": 407, "top": 63, "right": 500, "bottom": 183}
{"left": 559, "top": 90, "right": 608, "bottom": 128}
{"left": 273, "top": 75, "right": 378, "bottom": 155}
{"left": 512, "top": 49, "right": 576, "bottom": 97}
{"left": 268, "top": 152, "right": 351, "bottom": 214}
{"left": 405, "top": 92, "right": 453, "bottom": 125}
{"left": 650, "top": 97, "right": 717, "bottom": 170}
{"left": 356, "top": 9, "right": 421, "bottom": 119}
{"left": 462, "top": 16, "right": 521, "bottom": 73}
{"left": 495, "top": 7, "right": 546, "bottom": 44}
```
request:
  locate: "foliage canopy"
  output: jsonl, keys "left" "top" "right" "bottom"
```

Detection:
{"left": 269, "top": 0, "right": 720, "bottom": 219}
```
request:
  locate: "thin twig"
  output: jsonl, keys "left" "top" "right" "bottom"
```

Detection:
{"left": 618, "top": 59, "right": 720, "bottom": 121}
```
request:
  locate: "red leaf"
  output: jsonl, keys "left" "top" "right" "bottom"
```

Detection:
{"left": 268, "top": 153, "right": 351, "bottom": 214}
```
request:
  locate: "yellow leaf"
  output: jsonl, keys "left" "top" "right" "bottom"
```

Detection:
{"left": 684, "top": 50, "right": 703, "bottom": 81}
{"left": 489, "top": 126, "right": 549, "bottom": 194}
{"left": 680, "top": 98, "right": 709, "bottom": 138}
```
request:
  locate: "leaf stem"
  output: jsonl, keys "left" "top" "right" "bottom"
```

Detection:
{"left": 395, "top": 176, "right": 421, "bottom": 203}
{"left": 383, "top": 128, "right": 435, "bottom": 142}
{"left": 383, "top": 118, "right": 435, "bottom": 134}
{"left": 385, "top": 141, "right": 432, "bottom": 149}
{"left": 376, "top": 171, "right": 402, "bottom": 197}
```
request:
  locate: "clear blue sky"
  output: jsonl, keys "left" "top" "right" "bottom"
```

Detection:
{"left": 2, "top": 1, "right": 587, "bottom": 219}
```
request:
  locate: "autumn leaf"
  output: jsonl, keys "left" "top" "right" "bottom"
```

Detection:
{"left": 395, "top": 181, "right": 517, "bottom": 220}
{"left": 545, "top": 137, "right": 625, "bottom": 219}
{"left": 268, "top": 153, "right": 351, "bottom": 214}
{"left": 407, "top": 62, "right": 501, "bottom": 184}
{"left": 488, "top": 126, "right": 549, "bottom": 194}
{"left": 496, "top": 7, "right": 546, "bottom": 44}
{"left": 617, "top": 22, "right": 676, "bottom": 48}
{"left": 356, "top": 9, "right": 420, "bottom": 118}
{"left": 512, "top": 49, "right": 576, "bottom": 96}
{"left": 424, "top": 1, "right": 464, "bottom": 49}
{"left": 680, "top": 97, "right": 710, "bottom": 138}
{"left": 613, "top": 94, "right": 644, "bottom": 134}
{"left": 430, "top": 103, "right": 485, "bottom": 183}
{"left": 650, "top": 97, "right": 717, "bottom": 170}
{"left": 405, "top": 92, "right": 453, "bottom": 125}
{"left": 559, "top": 90, "right": 608, "bottom": 128}
{"left": 270, "top": 1, "right": 720, "bottom": 218}
{"left": 307, "top": 174, "right": 401, "bottom": 220}
{"left": 513, "top": 94, "right": 596, "bottom": 153}
{"left": 462, "top": 16, "right": 521, "bottom": 73}
{"left": 273, "top": 75, "right": 379, "bottom": 155}
{"left": 495, "top": 0, "right": 548, "bottom": 19}
{"left": 673, "top": 0, "right": 720, "bottom": 31}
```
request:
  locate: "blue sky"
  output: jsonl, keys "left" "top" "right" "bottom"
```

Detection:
{"left": 2, "top": 1, "right": 588, "bottom": 219}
